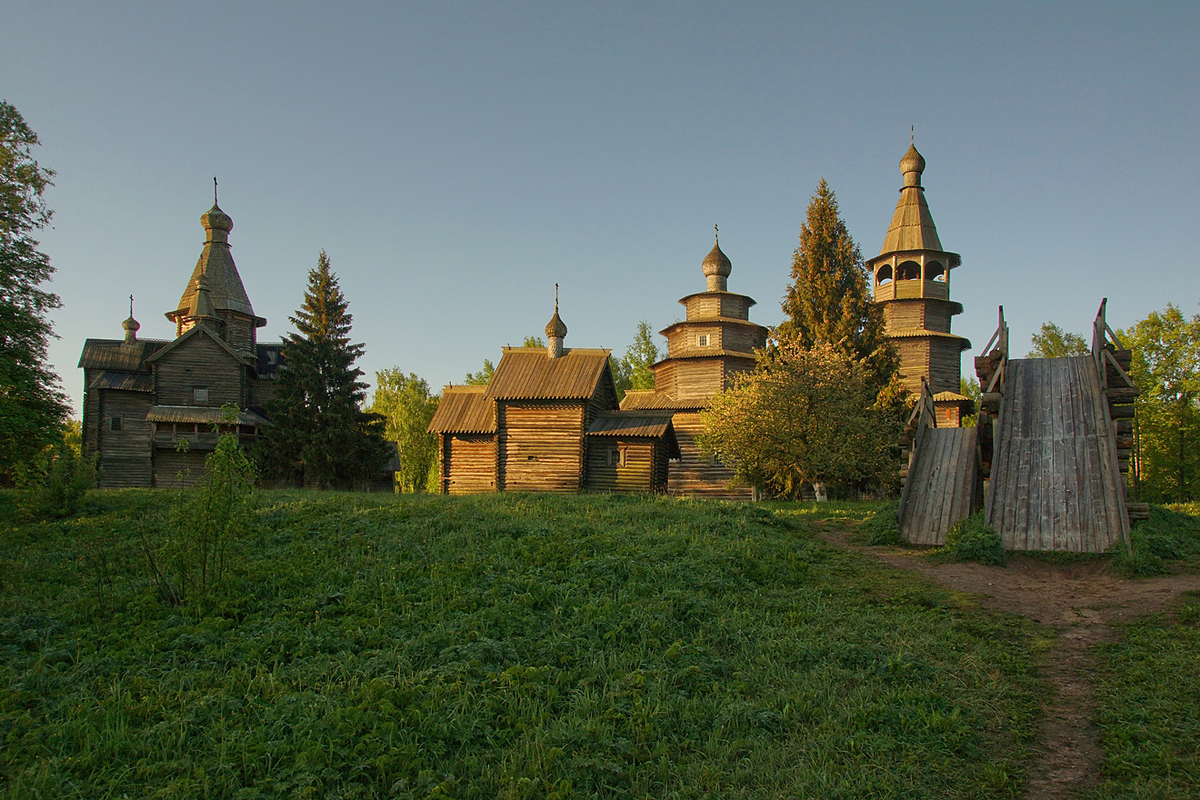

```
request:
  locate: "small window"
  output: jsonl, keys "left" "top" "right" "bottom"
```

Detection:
{"left": 194, "top": 387, "right": 209, "bottom": 403}
{"left": 606, "top": 448, "right": 625, "bottom": 467}
{"left": 697, "top": 334, "right": 709, "bottom": 347}
{"left": 109, "top": 416, "right": 122, "bottom": 432}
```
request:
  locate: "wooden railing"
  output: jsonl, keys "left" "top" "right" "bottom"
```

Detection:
{"left": 1091, "top": 297, "right": 1143, "bottom": 530}
{"left": 1092, "top": 297, "right": 1136, "bottom": 395}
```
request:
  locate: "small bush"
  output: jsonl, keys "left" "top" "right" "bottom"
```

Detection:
{"left": 143, "top": 431, "right": 257, "bottom": 604}
{"left": 15, "top": 437, "right": 95, "bottom": 519}
{"left": 1112, "top": 504, "right": 1200, "bottom": 576}
{"left": 941, "top": 513, "right": 1005, "bottom": 566}
{"left": 861, "top": 503, "right": 904, "bottom": 545}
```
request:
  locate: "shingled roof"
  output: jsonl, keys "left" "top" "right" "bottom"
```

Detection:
{"left": 485, "top": 347, "right": 614, "bottom": 401}
{"left": 78, "top": 338, "right": 168, "bottom": 371}
{"left": 168, "top": 202, "right": 263, "bottom": 325}
{"left": 428, "top": 385, "right": 496, "bottom": 434}
{"left": 587, "top": 411, "right": 681, "bottom": 458}
{"left": 879, "top": 142, "right": 945, "bottom": 255}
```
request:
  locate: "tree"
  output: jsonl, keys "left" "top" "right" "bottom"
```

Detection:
{"left": 464, "top": 359, "right": 495, "bottom": 386}
{"left": 1028, "top": 322, "right": 1089, "bottom": 358}
{"left": 612, "top": 320, "right": 660, "bottom": 400}
{"left": 263, "top": 251, "right": 388, "bottom": 488}
{"left": 775, "top": 179, "right": 888, "bottom": 367}
{"left": 370, "top": 368, "right": 439, "bottom": 493}
{"left": 1120, "top": 304, "right": 1200, "bottom": 503}
{"left": 0, "top": 101, "right": 69, "bottom": 483}
{"left": 960, "top": 376, "right": 981, "bottom": 428}
{"left": 698, "top": 341, "right": 903, "bottom": 499}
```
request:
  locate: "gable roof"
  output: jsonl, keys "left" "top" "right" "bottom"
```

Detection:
{"left": 145, "top": 323, "right": 255, "bottom": 367}
{"left": 428, "top": 385, "right": 496, "bottom": 434}
{"left": 620, "top": 390, "right": 708, "bottom": 412}
{"left": 486, "top": 347, "right": 614, "bottom": 401}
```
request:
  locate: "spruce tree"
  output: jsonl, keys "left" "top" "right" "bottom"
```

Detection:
{"left": 776, "top": 179, "right": 887, "bottom": 363}
{"left": 0, "top": 101, "right": 69, "bottom": 483}
{"left": 264, "top": 251, "right": 387, "bottom": 488}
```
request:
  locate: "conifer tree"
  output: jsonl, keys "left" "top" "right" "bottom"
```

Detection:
{"left": 775, "top": 179, "right": 887, "bottom": 364}
{"left": 0, "top": 101, "right": 69, "bottom": 482}
{"left": 264, "top": 251, "right": 387, "bottom": 488}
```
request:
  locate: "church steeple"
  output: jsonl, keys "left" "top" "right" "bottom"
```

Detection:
{"left": 867, "top": 141, "right": 971, "bottom": 419}
{"left": 166, "top": 187, "right": 265, "bottom": 350}
{"left": 545, "top": 284, "right": 567, "bottom": 359}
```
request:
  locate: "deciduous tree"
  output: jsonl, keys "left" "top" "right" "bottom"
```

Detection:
{"left": 1121, "top": 304, "right": 1200, "bottom": 503}
{"left": 1027, "top": 322, "right": 1088, "bottom": 358}
{"left": 0, "top": 101, "right": 69, "bottom": 482}
{"left": 263, "top": 251, "right": 388, "bottom": 488}
{"left": 698, "top": 341, "right": 902, "bottom": 499}
{"left": 370, "top": 369, "right": 439, "bottom": 493}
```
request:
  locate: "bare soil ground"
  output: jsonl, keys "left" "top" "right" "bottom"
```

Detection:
{"left": 819, "top": 528, "right": 1200, "bottom": 800}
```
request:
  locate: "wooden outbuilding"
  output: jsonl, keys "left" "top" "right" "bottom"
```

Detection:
{"left": 79, "top": 197, "right": 284, "bottom": 487}
{"left": 621, "top": 233, "right": 768, "bottom": 498}
{"left": 428, "top": 299, "right": 679, "bottom": 494}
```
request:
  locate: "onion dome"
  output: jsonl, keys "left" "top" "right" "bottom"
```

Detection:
{"left": 702, "top": 227, "right": 732, "bottom": 292}
{"left": 122, "top": 314, "right": 140, "bottom": 342}
{"left": 545, "top": 309, "right": 568, "bottom": 339}
{"left": 201, "top": 203, "right": 233, "bottom": 234}
{"left": 900, "top": 142, "right": 926, "bottom": 188}
{"left": 702, "top": 241, "right": 732, "bottom": 279}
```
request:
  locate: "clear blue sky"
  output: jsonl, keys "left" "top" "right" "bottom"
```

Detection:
{"left": 5, "top": 1, "right": 1198, "bottom": 416}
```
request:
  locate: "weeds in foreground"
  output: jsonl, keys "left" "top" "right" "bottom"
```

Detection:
{"left": 1112, "top": 505, "right": 1200, "bottom": 576}
{"left": 936, "top": 512, "right": 1006, "bottom": 566}
{"left": 860, "top": 502, "right": 904, "bottom": 545}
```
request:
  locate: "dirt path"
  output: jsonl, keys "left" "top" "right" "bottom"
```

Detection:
{"left": 819, "top": 529, "right": 1200, "bottom": 800}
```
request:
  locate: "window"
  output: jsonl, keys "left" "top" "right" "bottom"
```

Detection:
{"left": 194, "top": 387, "right": 209, "bottom": 403}
{"left": 606, "top": 447, "right": 625, "bottom": 467}
{"left": 109, "top": 416, "right": 122, "bottom": 432}
{"left": 697, "top": 334, "right": 709, "bottom": 347}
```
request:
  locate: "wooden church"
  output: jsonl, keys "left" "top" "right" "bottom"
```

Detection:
{"left": 78, "top": 196, "right": 283, "bottom": 487}
{"left": 428, "top": 297, "right": 680, "bottom": 494}
{"left": 621, "top": 233, "right": 769, "bottom": 498}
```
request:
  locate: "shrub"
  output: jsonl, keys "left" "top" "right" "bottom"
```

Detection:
{"left": 15, "top": 436, "right": 95, "bottom": 519}
{"left": 942, "top": 513, "right": 1006, "bottom": 566}
{"left": 1112, "top": 504, "right": 1200, "bottom": 576}
{"left": 143, "top": 431, "right": 257, "bottom": 604}
{"left": 861, "top": 502, "right": 904, "bottom": 546}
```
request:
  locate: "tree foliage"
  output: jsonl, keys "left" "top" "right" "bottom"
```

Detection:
{"left": 698, "top": 342, "right": 903, "bottom": 498}
{"left": 775, "top": 179, "right": 888, "bottom": 366}
{"left": 464, "top": 359, "right": 495, "bottom": 386}
{"left": 612, "top": 320, "right": 660, "bottom": 401}
{"left": 1027, "top": 322, "right": 1089, "bottom": 358}
{"left": 1121, "top": 304, "right": 1200, "bottom": 503}
{"left": 0, "top": 101, "right": 69, "bottom": 483}
{"left": 263, "top": 251, "right": 388, "bottom": 488}
{"left": 370, "top": 368, "right": 439, "bottom": 493}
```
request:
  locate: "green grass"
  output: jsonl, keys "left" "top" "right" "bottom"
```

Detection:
{"left": 1089, "top": 591, "right": 1200, "bottom": 799}
{"left": 1113, "top": 504, "right": 1200, "bottom": 576}
{"left": 4, "top": 491, "right": 1043, "bottom": 797}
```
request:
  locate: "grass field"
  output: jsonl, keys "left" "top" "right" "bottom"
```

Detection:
{"left": 0, "top": 490, "right": 1192, "bottom": 798}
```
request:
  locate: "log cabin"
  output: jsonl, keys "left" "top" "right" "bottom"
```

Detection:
{"left": 428, "top": 298, "right": 679, "bottom": 494}
{"left": 79, "top": 197, "right": 283, "bottom": 487}
{"left": 620, "top": 233, "right": 769, "bottom": 498}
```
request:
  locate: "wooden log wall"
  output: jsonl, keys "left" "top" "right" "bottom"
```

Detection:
{"left": 669, "top": 360, "right": 725, "bottom": 401}
{"left": 155, "top": 335, "right": 245, "bottom": 407}
{"left": 584, "top": 440, "right": 656, "bottom": 493}
{"left": 96, "top": 389, "right": 153, "bottom": 488}
{"left": 154, "top": 449, "right": 206, "bottom": 489}
{"left": 443, "top": 434, "right": 497, "bottom": 494}
{"left": 896, "top": 339, "right": 962, "bottom": 395}
{"left": 884, "top": 301, "right": 954, "bottom": 333}
{"left": 499, "top": 403, "right": 585, "bottom": 492}
{"left": 667, "top": 412, "right": 753, "bottom": 499}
